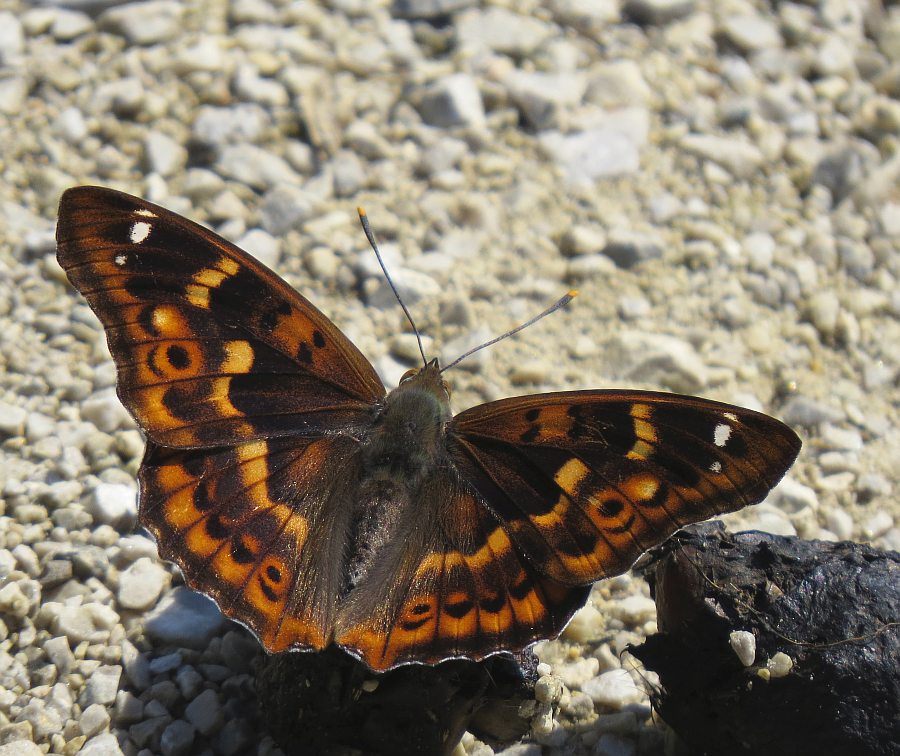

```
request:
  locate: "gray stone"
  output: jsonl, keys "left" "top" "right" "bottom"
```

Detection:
{"left": 87, "top": 482, "right": 137, "bottom": 528}
{"left": 582, "top": 669, "right": 645, "bottom": 709}
{"left": 585, "top": 61, "right": 651, "bottom": 108}
{"left": 144, "top": 131, "right": 187, "bottom": 178}
{"left": 365, "top": 267, "right": 441, "bottom": 309}
{"left": 43, "top": 636, "right": 75, "bottom": 674}
{"left": 192, "top": 104, "right": 270, "bottom": 147}
{"left": 79, "top": 732, "right": 125, "bottom": 755}
{"left": 114, "top": 690, "right": 144, "bottom": 723}
{"left": 0, "top": 75, "right": 26, "bottom": 115}
{"left": 81, "top": 665, "right": 122, "bottom": 707}
{"left": 160, "top": 720, "right": 195, "bottom": 756}
{"left": 0, "top": 742, "right": 43, "bottom": 756}
{"left": 456, "top": 7, "right": 552, "bottom": 56}
{"left": 681, "top": 134, "right": 764, "bottom": 179}
{"left": 129, "top": 717, "right": 169, "bottom": 750}
{"left": 233, "top": 64, "right": 288, "bottom": 108}
{"left": 15, "top": 698, "right": 62, "bottom": 740}
{"left": 118, "top": 557, "right": 169, "bottom": 611}
{"left": 0, "top": 401, "right": 27, "bottom": 436}
{"left": 539, "top": 108, "right": 648, "bottom": 186}
{"left": 623, "top": 0, "right": 694, "bottom": 25}
{"left": 259, "top": 185, "right": 315, "bottom": 236}
{"left": 606, "top": 331, "right": 708, "bottom": 393}
{"left": 98, "top": 1, "right": 183, "bottom": 45}
{"left": 601, "top": 230, "right": 664, "bottom": 268}
{"left": 416, "top": 74, "right": 485, "bottom": 129}
{"left": 330, "top": 150, "right": 366, "bottom": 197}
{"left": 216, "top": 718, "right": 254, "bottom": 756}
{"left": 594, "top": 733, "right": 637, "bottom": 756}
{"left": 505, "top": 70, "right": 586, "bottom": 131}
{"left": 50, "top": 9, "right": 93, "bottom": 40}
{"left": 781, "top": 396, "right": 844, "bottom": 427}
{"left": 391, "top": 0, "right": 475, "bottom": 19}
{"left": 721, "top": 14, "right": 782, "bottom": 53}
{"left": 80, "top": 703, "right": 111, "bottom": 739}
{"left": 812, "top": 143, "right": 880, "bottom": 204}
{"left": 144, "top": 587, "right": 226, "bottom": 649}
{"left": 0, "top": 12, "right": 24, "bottom": 65}
{"left": 81, "top": 388, "right": 133, "bottom": 432}
{"left": 215, "top": 144, "right": 301, "bottom": 190}
{"left": 174, "top": 666, "right": 204, "bottom": 700}
{"left": 236, "top": 229, "right": 280, "bottom": 270}
{"left": 148, "top": 652, "right": 183, "bottom": 675}
{"left": 184, "top": 689, "right": 223, "bottom": 737}
{"left": 52, "top": 603, "right": 119, "bottom": 643}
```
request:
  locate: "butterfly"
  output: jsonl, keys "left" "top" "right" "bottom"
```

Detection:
{"left": 55, "top": 186, "right": 801, "bottom": 672}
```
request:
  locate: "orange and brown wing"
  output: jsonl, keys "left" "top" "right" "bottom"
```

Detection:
{"left": 450, "top": 390, "right": 801, "bottom": 586}
{"left": 140, "top": 434, "right": 361, "bottom": 652}
{"left": 334, "top": 473, "right": 589, "bottom": 671}
{"left": 56, "top": 186, "right": 385, "bottom": 448}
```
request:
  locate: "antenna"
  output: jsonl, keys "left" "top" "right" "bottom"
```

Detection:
{"left": 441, "top": 290, "right": 577, "bottom": 372}
{"left": 357, "top": 207, "right": 427, "bottom": 367}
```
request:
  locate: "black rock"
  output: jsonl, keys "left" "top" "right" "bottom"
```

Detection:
{"left": 629, "top": 522, "right": 900, "bottom": 756}
{"left": 256, "top": 646, "right": 536, "bottom": 755}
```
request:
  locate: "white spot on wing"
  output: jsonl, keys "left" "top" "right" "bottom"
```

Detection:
{"left": 714, "top": 423, "right": 732, "bottom": 447}
{"left": 114, "top": 254, "right": 127, "bottom": 266}
{"left": 130, "top": 221, "right": 152, "bottom": 244}
{"left": 709, "top": 460, "right": 722, "bottom": 473}
{"left": 724, "top": 412, "right": 738, "bottom": 422}
{"left": 135, "top": 208, "right": 157, "bottom": 218}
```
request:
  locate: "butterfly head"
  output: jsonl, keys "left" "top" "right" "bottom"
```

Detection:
{"left": 398, "top": 357, "right": 451, "bottom": 400}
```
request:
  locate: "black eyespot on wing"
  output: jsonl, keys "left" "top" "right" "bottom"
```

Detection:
{"left": 166, "top": 344, "right": 190, "bottom": 370}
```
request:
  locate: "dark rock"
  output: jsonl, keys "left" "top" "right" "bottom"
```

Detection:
{"left": 256, "top": 646, "right": 536, "bottom": 755}
{"left": 630, "top": 522, "right": 900, "bottom": 756}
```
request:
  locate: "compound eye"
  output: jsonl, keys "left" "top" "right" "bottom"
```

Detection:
{"left": 399, "top": 368, "right": 418, "bottom": 384}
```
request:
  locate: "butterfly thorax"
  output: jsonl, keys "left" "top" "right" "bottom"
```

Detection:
{"left": 360, "top": 360, "right": 452, "bottom": 492}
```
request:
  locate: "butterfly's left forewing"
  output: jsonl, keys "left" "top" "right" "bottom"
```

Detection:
{"left": 56, "top": 186, "right": 385, "bottom": 449}
{"left": 449, "top": 390, "right": 801, "bottom": 586}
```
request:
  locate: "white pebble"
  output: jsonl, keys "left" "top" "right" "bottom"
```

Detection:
{"left": 78, "top": 732, "right": 126, "bottom": 755}
{"left": 80, "top": 665, "right": 122, "bottom": 707}
{"left": 0, "top": 402, "right": 27, "bottom": 436}
{"left": 144, "top": 587, "right": 226, "bottom": 649}
{"left": 767, "top": 652, "right": 793, "bottom": 678}
{"left": 81, "top": 389, "right": 133, "bottom": 432}
{"left": 729, "top": 631, "right": 756, "bottom": 667}
{"left": 608, "top": 595, "right": 656, "bottom": 626}
{"left": 87, "top": 483, "right": 137, "bottom": 527}
{"left": 581, "top": 669, "right": 644, "bottom": 709}
{"left": 118, "top": 558, "right": 170, "bottom": 611}
{"left": 80, "top": 702, "right": 111, "bottom": 738}
{"left": 770, "top": 477, "right": 818, "bottom": 513}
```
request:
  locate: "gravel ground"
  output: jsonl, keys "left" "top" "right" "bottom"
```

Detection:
{"left": 0, "top": 0, "right": 898, "bottom": 754}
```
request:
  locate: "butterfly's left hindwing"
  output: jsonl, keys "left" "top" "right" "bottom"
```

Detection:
{"left": 140, "top": 435, "right": 360, "bottom": 654}
{"left": 450, "top": 390, "right": 801, "bottom": 586}
{"left": 56, "top": 186, "right": 385, "bottom": 448}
